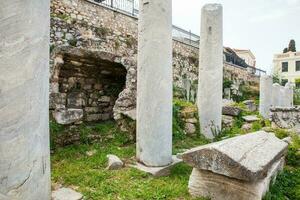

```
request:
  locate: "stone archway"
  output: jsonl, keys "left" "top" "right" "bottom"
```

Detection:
{"left": 50, "top": 47, "right": 136, "bottom": 125}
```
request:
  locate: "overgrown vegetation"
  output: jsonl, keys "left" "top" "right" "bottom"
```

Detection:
{"left": 264, "top": 134, "right": 300, "bottom": 200}
{"left": 51, "top": 99, "right": 299, "bottom": 200}
{"left": 51, "top": 120, "right": 210, "bottom": 200}
{"left": 232, "top": 84, "right": 259, "bottom": 102}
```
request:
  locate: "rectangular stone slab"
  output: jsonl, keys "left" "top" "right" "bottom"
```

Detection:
{"left": 188, "top": 157, "right": 285, "bottom": 200}
{"left": 182, "top": 131, "right": 288, "bottom": 181}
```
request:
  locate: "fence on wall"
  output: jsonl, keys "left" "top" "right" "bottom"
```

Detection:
{"left": 92, "top": 0, "right": 139, "bottom": 16}
{"left": 90, "top": 0, "right": 266, "bottom": 76}
{"left": 90, "top": 0, "right": 199, "bottom": 48}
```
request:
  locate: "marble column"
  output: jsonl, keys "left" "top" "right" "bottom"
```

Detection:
{"left": 285, "top": 82, "right": 294, "bottom": 107}
{"left": 136, "top": 0, "right": 173, "bottom": 167}
{"left": 197, "top": 4, "right": 223, "bottom": 139}
{"left": 0, "top": 0, "right": 51, "bottom": 199}
{"left": 259, "top": 75, "right": 273, "bottom": 119}
{"left": 272, "top": 83, "right": 281, "bottom": 107}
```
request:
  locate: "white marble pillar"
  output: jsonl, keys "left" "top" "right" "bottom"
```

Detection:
{"left": 272, "top": 83, "right": 281, "bottom": 108}
{"left": 197, "top": 4, "right": 223, "bottom": 139}
{"left": 259, "top": 75, "right": 273, "bottom": 119}
{"left": 136, "top": 0, "right": 173, "bottom": 167}
{"left": 0, "top": 0, "right": 51, "bottom": 199}
{"left": 279, "top": 86, "right": 286, "bottom": 107}
{"left": 285, "top": 82, "right": 294, "bottom": 107}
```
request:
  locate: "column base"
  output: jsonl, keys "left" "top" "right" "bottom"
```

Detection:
{"left": 130, "top": 156, "right": 182, "bottom": 177}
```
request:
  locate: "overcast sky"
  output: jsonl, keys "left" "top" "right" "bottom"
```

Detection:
{"left": 172, "top": 0, "right": 300, "bottom": 74}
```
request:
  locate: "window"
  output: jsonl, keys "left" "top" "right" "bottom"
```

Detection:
{"left": 282, "top": 62, "right": 288, "bottom": 72}
{"left": 296, "top": 61, "right": 300, "bottom": 71}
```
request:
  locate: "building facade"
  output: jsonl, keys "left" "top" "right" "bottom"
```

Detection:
{"left": 273, "top": 51, "right": 300, "bottom": 84}
{"left": 233, "top": 49, "right": 256, "bottom": 67}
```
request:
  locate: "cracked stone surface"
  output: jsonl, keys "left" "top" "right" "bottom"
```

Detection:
{"left": 136, "top": 0, "right": 173, "bottom": 166}
{"left": 188, "top": 157, "right": 285, "bottom": 200}
{"left": 197, "top": 3, "right": 223, "bottom": 139}
{"left": 182, "top": 131, "right": 288, "bottom": 181}
{"left": 0, "top": 0, "right": 51, "bottom": 199}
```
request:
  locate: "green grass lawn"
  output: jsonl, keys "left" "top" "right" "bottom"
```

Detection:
{"left": 51, "top": 109, "right": 300, "bottom": 200}
{"left": 51, "top": 121, "right": 209, "bottom": 200}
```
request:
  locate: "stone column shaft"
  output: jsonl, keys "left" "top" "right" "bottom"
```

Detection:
{"left": 259, "top": 75, "right": 273, "bottom": 119}
{"left": 197, "top": 4, "right": 223, "bottom": 139}
{"left": 285, "top": 83, "right": 294, "bottom": 107}
{"left": 272, "top": 83, "right": 281, "bottom": 107}
{"left": 136, "top": 0, "right": 173, "bottom": 167}
{"left": 0, "top": 0, "right": 51, "bottom": 199}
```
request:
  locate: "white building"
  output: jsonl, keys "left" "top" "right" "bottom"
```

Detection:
{"left": 273, "top": 51, "right": 300, "bottom": 84}
{"left": 233, "top": 49, "right": 256, "bottom": 67}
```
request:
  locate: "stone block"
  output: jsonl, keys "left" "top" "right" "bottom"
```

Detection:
{"left": 52, "top": 188, "right": 83, "bottom": 200}
{"left": 182, "top": 131, "right": 288, "bottom": 182}
{"left": 84, "top": 106, "right": 100, "bottom": 113}
{"left": 188, "top": 157, "right": 285, "bottom": 200}
{"left": 184, "top": 123, "right": 197, "bottom": 134}
{"left": 243, "top": 115, "right": 260, "bottom": 123}
{"left": 241, "top": 123, "right": 253, "bottom": 132}
{"left": 222, "top": 115, "right": 234, "bottom": 128}
{"left": 67, "top": 92, "right": 86, "bottom": 108}
{"left": 99, "top": 96, "right": 111, "bottom": 103}
{"left": 86, "top": 114, "right": 102, "bottom": 121}
{"left": 243, "top": 100, "right": 257, "bottom": 112}
{"left": 222, "top": 106, "right": 241, "bottom": 116}
{"left": 53, "top": 109, "right": 83, "bottom": 125}
{"left": 106, "top": 154, "right": 124, "bottom": 170}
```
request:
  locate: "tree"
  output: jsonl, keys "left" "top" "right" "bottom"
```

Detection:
{"left": 283, "top": 47, "right": 288, "bottom": 53}
{"left": 288, "top": 39, "right": 296, "bottom": 52}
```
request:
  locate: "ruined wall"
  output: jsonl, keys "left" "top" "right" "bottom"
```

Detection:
{"left": 50, "top": 0, "right": 260, "bottom": 124}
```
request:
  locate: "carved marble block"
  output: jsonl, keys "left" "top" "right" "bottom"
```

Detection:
{"left": 182, "top": 131, "right": 288, "bottom": 200}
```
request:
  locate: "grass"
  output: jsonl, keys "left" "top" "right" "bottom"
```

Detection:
{"left": 51, "top": 100, "right": 300, "bottom": 200}
{"left": 264, "top": 134, "right": 300, "bottom": 200}
{"left": 51, "top": 120, "right": 210, "bottom": 200}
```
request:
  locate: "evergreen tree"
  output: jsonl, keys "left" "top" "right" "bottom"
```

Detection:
{"left": 283, "top": 47, "right": 288, "bottom": 53}
{"left": 288, "top": 39, "right": 296, "bottom": 52}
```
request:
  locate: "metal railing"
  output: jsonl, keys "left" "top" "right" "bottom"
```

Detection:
{"left": 247, "top": 66, "right": 266, "bottom": 76}
{"left": 90, "top": 0, "right": 199, "bottom": 47}
{"left": 172, "top": 25, "right": 200, "bottom": 48}
{"left": 92, "top": 0, "right": 139, "bottom": 16}
{"left": 89, "top": 0, "right": 266, "bottom": 76}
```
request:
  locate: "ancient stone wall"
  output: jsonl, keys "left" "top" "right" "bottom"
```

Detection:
{"left": 50, "top": 0, "right": 260, "bottom": 124}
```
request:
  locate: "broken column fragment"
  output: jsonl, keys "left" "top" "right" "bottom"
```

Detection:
{"left": 182, "top": 131, "right": 288, "bottom": 200}
{"left": 259, "top": 75, "right": 273, "bottom": 118}
{"left": 197, "top": 4, "right": 223, "bottom": 139}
